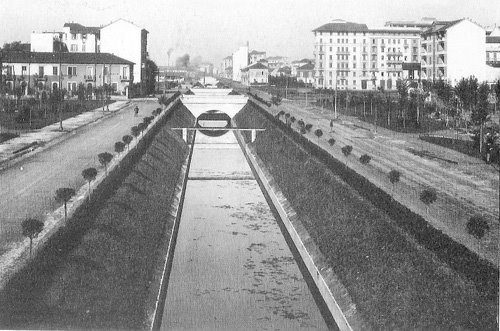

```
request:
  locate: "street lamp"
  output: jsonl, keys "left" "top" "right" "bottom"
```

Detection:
{"left": 371, "top": 72, "right": 378, "bottom": 134}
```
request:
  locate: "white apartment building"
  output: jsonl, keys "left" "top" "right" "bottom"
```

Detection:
{"left": 31, "top": 23, "right": 100, "bottom": 53}
{"left": 486, "top": 35, "right": 500, "bottom": 67}
{"left": 313, "top": 19, "right": 421, "bottom": 91}
{"left": 241, "top": 62, "right": 269, "bottom": 86}
{"left": 421, "top": 19, "right": 486, "bottom": 83}
{"left": 232, "top": 45, "right": 249, "bottom": 82}
{"left": 100, "top": 19, "right": 148, "bottom": 84}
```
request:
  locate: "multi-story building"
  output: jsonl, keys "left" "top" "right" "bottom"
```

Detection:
{"left": 241, "top": 62, "right": 268, "bottom": 86}
{"left": 249, "top": 50, "right": 267, "bottom": 64}
{"left": 296, "top": 63, "right": 315, "bottom": 86}
{"left": 291, "top": 58, "right": 313, "bottom": 77}
{"left": 232, "top": 45, "right": 249, "bottom": 82}
{"left": 220, "top": 55, "right": 233, "bottom": 78}
{"left": 100, "top": 19, "right": 148, "bottom": 85}
{"left": 31, "top": 23, "right": 100, "bottom": 53}
{"left": 420, "top": 19, "right": 486, "bottom": 83}
{"left": 266, "top": 56, "right": 289, "bottom": 70}
{"left": 486, "top": 32, "right": 500, "bottom": 67}
{"left": 384, "top": 17, "right": 436, "bottom": 29}
{"left": 1, "top": 51, "right": 133, "bottom": 96}
{"left": 30, "top": 19, "right": 148, "bottom": 85}
{"left": 313, "top": 19, "right": 421, "bottom": 90}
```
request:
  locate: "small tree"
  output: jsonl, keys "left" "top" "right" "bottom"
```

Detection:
{"left": 359, "top": 154, "right": 371, "bottom": 164}
{"left": 55, "top": 187, "right": 76, "bottom": 222}
{"left": 284, "top": 113, "right": 291, "bottom": 125}
{"left": 341, "top": 145, "right": 353, "bottom": 157}
{"left": 82, "top": 167, "right": 97, "bottom": 201}
{"left": 300, "top": 127, "right": 307, "bottom": 134}
{"left": 114, "top": 141, "right": 125, "bottom": 155}
{"left": 388, "top": 169, "right": 401, "bottom": 196}
{"left": 137, "top": 122, "right": 146, "bottom": 136}
{"left": 466, "top": 215, "right": 490, "bottom": 239}
{"left": 290, "top": 116, "right": 296, "bottom": 125}
{"left": 122, "top": 135, "right": 133, "bottom": 150}
{"left": 98, "top": 152, "right": 113, "bottom": 176}
{"left": 131, "top": 126, "right": 140, "bottom": 139}
{"left": 305, "top": 123, "right": 313, "bottom": 132}
{"left": 328, "top": 138, "right": 336, "bottom": 146}
{"left": 420, "top": 188, "right": 437, "bottom": 214}
{"left": 22, "top": 218, "right": 44, "bottom": 258}
{"left": 314, "top": 128, "right": 323, "bottom": 142}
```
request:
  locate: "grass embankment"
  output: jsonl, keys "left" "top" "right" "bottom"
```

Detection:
{"left": 0, "top": 102, "right": 194, "bottom": 329}
{"left": 234, "top": 101, "right": 498, "bottom": 330}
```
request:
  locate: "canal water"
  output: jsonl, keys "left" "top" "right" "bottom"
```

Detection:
{"left": 161, "top": 130, "right": 328, "bottom": 330}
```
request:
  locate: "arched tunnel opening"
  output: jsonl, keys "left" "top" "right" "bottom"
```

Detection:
{"left": 196, "top": 110, "right": 232, "bottom": 137}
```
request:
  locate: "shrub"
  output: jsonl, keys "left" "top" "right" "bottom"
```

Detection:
{"left": 420, "top": 188, "right": 437, "bottom": 213}
{"left": 131, "top": 126, "right": 140, "bottom": 138}
{"left": 466, "top": 215, "right": 489, "bottom": 239}
{"left": 297, "top": 119, "right": 305, "bottom": 128}
{"left": 341, "top": 145, "right": 353, "bottom": 157}
{"left": 328, "top": 138, "right": 336, "bottom": 146}
{"left": 360, "top": 154, "right": 371, "bottom": 164}
{"left": 314, "top": 129, "right": 323, "bottom": 141}
{"left": 305, "top": 124, "right": 313, "bottom": 132}
{"left": 300, "top": 127, "right": 307, "bottom": 134}
{"left": 114, "top": 141, "right": 125, "bottom": 154}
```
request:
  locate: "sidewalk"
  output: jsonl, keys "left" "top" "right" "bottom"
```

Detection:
{"left": 0, "top": 100, "right": 130, "bottom": 169}
{"left": 247, "top": 90, "right": 499, "bottom": 267}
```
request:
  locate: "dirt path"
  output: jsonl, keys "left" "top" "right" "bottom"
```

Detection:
{"left": 249, "top": 94, "right": 499, "bottom": 267}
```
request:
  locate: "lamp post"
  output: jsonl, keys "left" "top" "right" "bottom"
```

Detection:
{"left": 371, "top": 72, "right": 377, "bottom": 134}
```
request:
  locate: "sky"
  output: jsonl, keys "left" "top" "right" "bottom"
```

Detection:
{"left": 1, "top": 0, "right": 499, "bottom": 66}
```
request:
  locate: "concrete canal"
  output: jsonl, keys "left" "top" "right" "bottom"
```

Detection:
{"left": 160, "top": 130, "right": 332, "bottom": 330}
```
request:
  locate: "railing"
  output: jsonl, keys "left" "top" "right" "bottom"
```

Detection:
{"left": 120, "top": 76, "right": 131, "bottom": 81}
{"left": 84, "top": 75, "right": 94, "bottom": 81}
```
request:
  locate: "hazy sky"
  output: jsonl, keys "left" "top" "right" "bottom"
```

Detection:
{"left": 1, "top": 0, "right": 499, "bottom": 66}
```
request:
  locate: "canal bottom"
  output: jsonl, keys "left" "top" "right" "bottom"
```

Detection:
{"left": 161, "top": 132, "right": 330, "bottom": 330}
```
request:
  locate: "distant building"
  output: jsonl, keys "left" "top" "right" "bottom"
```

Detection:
{"left": 220, "top": 56, "right": 233, "bottom": 78}
{"left": 486, "top": 35, "right": 500, "bottom": 67}
{"left": 232, "top": 45, "right": 249, "bottom": 82}
{"left": 384, "top": 17, "right": 436, "bottom": 29}
{"left": 249, "top": 50, "right": 267, "bottom": 64}
{"left": 296, "top": 63, "right": 315, "bottom": 85}
{"left": 312, "top": 19, "right": 421, "bottom": 90}
{"left": 198, "top": 63, "right": 214, "bottom": 75}
{"left": 31, "top": 23, "right": 100, "bottom": 53}
{"left": 1, "top": 51, "right": 134, "bottom": 96}
{"left": 266, "top": 56, "right": 289, "bottom": 70}
{"left": 291, "top": 58, "right": 313, "bottom": 76}
{"left": 100, "top": 19, "right": 148, "bottom": 85}
{"left": 241, "top": 62, "right": 269, "bottom": 86}
{"left": 420, "top": 19, "right": 486, "bottom": 83}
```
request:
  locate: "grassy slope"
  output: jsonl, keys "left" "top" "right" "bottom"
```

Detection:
{"left": 234, "top": 102, "right": 498, "bottom": 330}
{"left": 0, "top": 104, "right": 193, "bottom": 329}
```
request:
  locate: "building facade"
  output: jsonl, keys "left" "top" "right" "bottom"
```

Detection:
{"left": 296, "top": 63, "right": 315, "bottom": 85}
{"left": 31, "top": 23, "right": 100, "bottom": 53}
{"left": 313, "top": 19, "right": 421, "bottom": 90}
{"left": 1, "top": 52, "right": 133, "bottom": 96}
{"left": 100, "top": 19, "right": 148, "bottom": 84}
{"left": 240, "top": 62, "right": 269, "bottom": 86}
{"left": 249, "top": 50, "right": 267, "bottom": 64}
{"left": 232, "top": 45, "right": 249, "bottom": 82}
{"left": 420, "top": 19, "right": 486, "bottom": 83}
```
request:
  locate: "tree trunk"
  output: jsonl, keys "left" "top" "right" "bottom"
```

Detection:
{"left": 479, "top": 123, "right": 483, "bottom": 154}
{"left": 88, "top": 181, "right": 91, "bottom": 202}
{"left": 363, "top": 101, "right": 366, "bottom": 118}
{"left": 29, "top": 237, "right": 33, "bottom": 258}
{"left": 64, "top": 202, "right": 67, "bottom": 222}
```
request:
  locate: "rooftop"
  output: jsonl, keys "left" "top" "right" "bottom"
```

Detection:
{"left": 486, "top": 36, "right": 500, "bottom": 43}
{"left": 63, "top": 23, "right": 100, "bottom": 35}
{"left": 313, "top": 20, "right": 368, "bottom": 33}
{"left": 249, "top": 50, "right": 266, "bottom": 55}
{"left": 241, "top": 62, "right": 268, "bottom": 72}
{"left": 2, "top": 51, "right": 134, "bottom": 65}
{"left": 297, "top": 63, "right": 315, "bottom": 71}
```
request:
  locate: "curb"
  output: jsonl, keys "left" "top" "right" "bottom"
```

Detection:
{"left": 0, "top": 97, "right": 179, "bottom": 292}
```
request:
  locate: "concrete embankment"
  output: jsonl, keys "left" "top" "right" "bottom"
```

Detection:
{"left": 0, "top": 100, "right": 195, "bottom": 329}
{"left": 234, "top": 101, "right": 498, "bottom": 330}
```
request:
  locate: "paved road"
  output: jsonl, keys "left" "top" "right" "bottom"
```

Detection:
{"left": 0, "top": 100, "right": 159, "bottom": 256}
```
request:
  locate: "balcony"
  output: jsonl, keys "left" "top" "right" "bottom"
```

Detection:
{"left": 387, "top": 59, "right": 403, "bottom": 64}
{"left": 120, "top": 76, "right": 131, "bottom": 82}
{"left": 387, "top": 51, "right": 403, "bottom": 56}
{"left": 387, "top": 66, "right": 402, "bottom": 72}
{"left": 85, "top": 75, "right": 95, "bottom": 81}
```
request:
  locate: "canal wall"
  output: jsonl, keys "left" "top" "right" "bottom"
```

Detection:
{"left": 234, "top": 101, "right": 498, "bottom": 330}
{"left": 0, "top": 98, "right": 196, "bottom": 329}
{"left": 234, "top": 128, "right": 367, "bottom": 331}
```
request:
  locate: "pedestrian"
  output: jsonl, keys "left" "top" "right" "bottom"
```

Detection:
{"left": 134, "top": 106, "right": 139, "bottom": 117}
{"left": 330, "top": 119, "right": 334, "bottom": 132}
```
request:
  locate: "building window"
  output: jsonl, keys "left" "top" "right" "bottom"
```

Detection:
{"left": 67, "top": 82, "right": 77, "bottom": 92}
{"left": 70, "top": 44, "right": 78, "bottom": 51}
{"left": 71, "top": 33, "right": 76, "bottom": 40}
{"left": 353, "top": 63, "right": 356, "bottom": 69}
{"left": 330, "top": 47, "right": 332, "bottom": 51}
{"left": 68, "top": 66, "right": 77, "bottom": 76}
{"left": 53, "top": 66, "right": 58, "bottom": 75}
{"left": 22, "top": 66, "right": 27, "bottom": 73}
{"left": 39, "top": 66, "right": 44, "bottom": 76}
{"left": 82, "top": 44, "right": 86, "bottom": 52}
